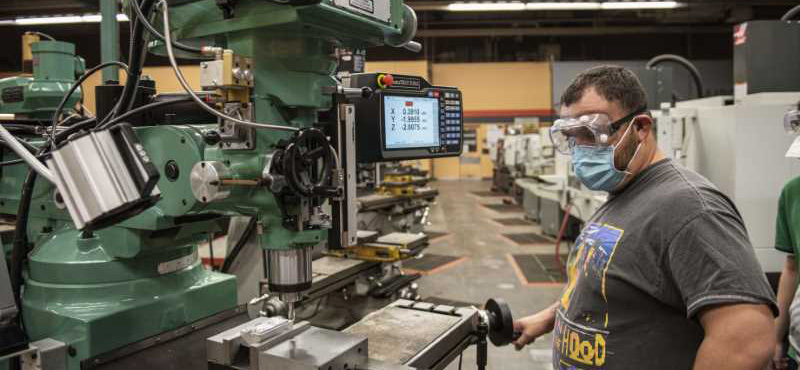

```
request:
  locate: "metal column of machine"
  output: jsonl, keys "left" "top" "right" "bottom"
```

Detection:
{"left": 100, "top": 0, "right": 119, "bottom": 82}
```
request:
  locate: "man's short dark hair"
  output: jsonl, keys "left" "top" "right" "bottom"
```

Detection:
{"left": 560, "top": 65, "right": 648, "bottom": 114}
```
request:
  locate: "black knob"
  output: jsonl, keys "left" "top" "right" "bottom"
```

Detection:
{"left": 203, "top": 130, "right": 222, "bottom": 146}
{"left": 164, "top": 160, "right": 180, "bottom": 182}
{"left": 360, "top": 87, "right": 373, "bottom": 99}
{"left": 485, "top": 298, "right": 515, "bottom": 346}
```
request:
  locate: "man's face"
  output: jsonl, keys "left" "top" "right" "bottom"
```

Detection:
{"left": 559, "top": 87, "right": 639, "bottom": 171}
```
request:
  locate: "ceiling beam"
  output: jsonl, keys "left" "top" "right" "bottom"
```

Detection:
{"left": 415, "top": 25, "right": 729, "bottom": 37}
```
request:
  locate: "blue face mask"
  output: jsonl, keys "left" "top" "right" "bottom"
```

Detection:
{"left": 570, "top": 122, "right": 640, "bottom": 192}
{"left": 571, "top": 145, "right": 627, "bottom": 191}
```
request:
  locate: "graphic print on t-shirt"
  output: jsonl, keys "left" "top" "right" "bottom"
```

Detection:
{"left": 553, "top": 222, "right": 623, "bottom": 370}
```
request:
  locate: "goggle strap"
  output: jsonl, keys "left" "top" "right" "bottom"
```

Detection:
{"left": 609, "top": 105, "right": 648, "bottom": 133}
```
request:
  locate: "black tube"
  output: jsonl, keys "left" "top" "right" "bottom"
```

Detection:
{"left": 208, "top": 233, "right": 216, "bottom": 271}
{"left": 220, "top": 218, "right": 258, "bottom": 273}
{"left": 261, "top": 249, "right": 268, "bottom": 278}
{"left": 10, "top": 168, "right": 38, "bottom": 310}
{"left": 101, "top": 96, "right": 193, "bottom": 128}
{"left": 57, "top": 118, "right": 97, "bottom": 141}
{"left": 130, "top": 0, "right": 205, "bottom": 54}
{"left": 50, "top": 61, "right": 129, "bottom": 142}
{"left": 782, "top": 5, "right": 800, "bottom": 21}
{"left": 113, "top": 0, "right": 156, "bottom": 121}
{"left": 646, "top": 54, "right": 705, "bottom": 99}
{"left": 0, "top": 139, "right": 37, "bottom": 155}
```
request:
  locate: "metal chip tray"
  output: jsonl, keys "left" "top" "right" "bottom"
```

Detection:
{"left": 344, "top": 299, "right": 479, "bottom": 370}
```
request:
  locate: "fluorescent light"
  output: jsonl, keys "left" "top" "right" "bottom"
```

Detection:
{"left": 600, "top": 1, "right": 681, "bottom": 9}
{"left": 526, "top": 2, "right": 600, "bottom": 10}
{"left": 7, "top": 13, "right": 129, "bottom": 26}
{"left": 15, "top": 16, "right": 83, "bottom": 25}
{"left": 80, "top": 14, "right": 102, "bottom": 22}
{"left": 446, "top": 1, "right": 684, "bottom": 11}
{"left": 448, "top": 2, "right": 527, "bottom": 11}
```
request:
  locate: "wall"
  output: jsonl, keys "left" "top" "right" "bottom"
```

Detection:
{"left": 551, "top": 60, "right": 733, "bottom": 108}
{"left": 431, "top": 62, "right": 552, "bottom": 179}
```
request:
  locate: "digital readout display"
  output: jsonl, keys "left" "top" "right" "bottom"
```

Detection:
{"left": 383, "top": 95, "right": 440, "bottom": 149}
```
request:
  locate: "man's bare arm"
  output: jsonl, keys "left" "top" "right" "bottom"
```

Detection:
{"left": 694, "top": 303, "right": 775, "bottom": 370}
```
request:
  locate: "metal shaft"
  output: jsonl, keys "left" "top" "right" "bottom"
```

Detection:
{"left": 287, "top": 302, "right": 295, "bottom": 321}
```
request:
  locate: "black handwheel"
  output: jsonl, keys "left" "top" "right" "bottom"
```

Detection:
{"left": 283, "top": 128, "right": 333, "bottom": 196}
{"left": 485, "top": 298, "right": 515, "bottom": 346}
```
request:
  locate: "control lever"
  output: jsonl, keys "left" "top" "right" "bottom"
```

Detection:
{"left": 403, "top": 41, "right": 422, "bottom": 53}
{"left": 321, "top": 85, "right": 373, "bottom": 100}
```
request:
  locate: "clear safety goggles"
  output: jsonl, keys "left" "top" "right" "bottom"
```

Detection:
{"left": 549, "top": 106, "right": 647, "bottom": 154}
{"left": 784, "top": 108, "right": 800, "bottom": 135}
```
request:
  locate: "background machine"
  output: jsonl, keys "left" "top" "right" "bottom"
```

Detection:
{"left": 654, "top": 20, "right": 800, "bottom": 285}
{"left": 0, "top": 0, "right": 516, "bottom": 369}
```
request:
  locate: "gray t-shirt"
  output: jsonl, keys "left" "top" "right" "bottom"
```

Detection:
{"left": 551, "top": 158, "right": 777, "bottom": 370}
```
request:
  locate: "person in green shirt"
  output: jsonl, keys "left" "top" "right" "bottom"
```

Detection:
{"left": 771, "top": 176, "right": 800, "bottom": 370}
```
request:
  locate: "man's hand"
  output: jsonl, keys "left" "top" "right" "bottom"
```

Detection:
{"left": 766, "top": 343, "right": 789, "bottom": 370}
{"left": 512, "top": 303, "right": 557, "bottom": 351}
{"left": 694, "top": 303, "right": 775, "bottom": 370}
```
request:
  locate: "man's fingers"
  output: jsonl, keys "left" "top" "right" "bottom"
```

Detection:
{"left": 513, "top": 332, "right": 533, "bottom": 351}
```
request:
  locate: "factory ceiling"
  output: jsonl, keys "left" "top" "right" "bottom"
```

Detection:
{"left": 0, "top": 0, "right": 796, "bottom": 68}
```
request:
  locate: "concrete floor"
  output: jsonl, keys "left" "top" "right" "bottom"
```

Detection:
{"left": 419, "top": 180, "right": 562, "bottom": 370}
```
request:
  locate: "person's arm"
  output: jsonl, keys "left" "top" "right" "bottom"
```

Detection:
{"left": 776, "top": 257, "right": 798, "bottom": 346}
{"left": 770, "top": 185, "right": 797, "bottom": 370}
{"left": 512, "top": 301, "right": 558, "bottom": 350}
{"left": 693, "top": 303, "right": 775, "bottom": 370}
{"left": 664, "top": 209, "right": 778, "bottom": 369}
{"left": 769, "top": 256, "right": 798, "bottom": 370}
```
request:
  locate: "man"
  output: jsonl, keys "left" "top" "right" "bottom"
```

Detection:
{"left": 512, "top": 65, "right": 778, "bottom": 369}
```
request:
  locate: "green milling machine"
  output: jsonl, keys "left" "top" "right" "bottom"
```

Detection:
{"left": 0, "top": 1, "right": 519, "bottom": 369}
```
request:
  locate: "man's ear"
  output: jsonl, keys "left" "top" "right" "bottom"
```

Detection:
{"left": 633, "top": 115, "right": 653, "bottom": 140}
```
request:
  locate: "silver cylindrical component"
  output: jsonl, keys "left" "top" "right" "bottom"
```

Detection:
{"left": 46, "top": 125, "right": 161, "bottom": 230}
{"left": 190, "top": 161, "right": 231, "bottom": 203}
{"left": 267, "top": 247, "right": 312, "bottom": 303}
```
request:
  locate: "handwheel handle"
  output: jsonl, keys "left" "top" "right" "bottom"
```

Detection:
{"left": 484, "top": 298, "right": 515, "bottom": 346}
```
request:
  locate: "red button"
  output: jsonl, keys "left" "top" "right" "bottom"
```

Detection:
{"left": 433, "top": 91, "right": 440, "bottom": 98}
{"left": 381, "top": 74, "right": 394, "bottom": 87}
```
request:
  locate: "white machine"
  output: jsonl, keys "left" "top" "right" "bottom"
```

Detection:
{"left": 655, "top": 93, "right": 800, "bottom": 277}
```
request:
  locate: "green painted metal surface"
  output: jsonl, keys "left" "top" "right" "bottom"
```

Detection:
{"left": 100, "top": 0, "right": 120, "bottom": 81}
{"left": 23, "top": 229, "right": 236, "bottom": 369}
{"left": 0, "top": 41, "right": 83, "bottom": 119}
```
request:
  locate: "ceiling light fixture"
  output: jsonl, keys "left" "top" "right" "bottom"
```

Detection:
{"left": 447, "top": 1, "right": 684, "bottom": 11}
{"left": 448, "top": 2, "right": 527, "bottom": 11}
{"left": 526, "top": 2, "right": 601, "bottom": 10}
{"left": 3, "top": 13, "right": 129, "bottom": 26}
{"left": 601, "top": 1, "right": 680, "bottom": 9}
